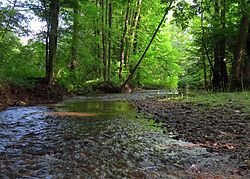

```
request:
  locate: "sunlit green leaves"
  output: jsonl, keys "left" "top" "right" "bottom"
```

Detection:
{"left": 138, "top": 24, "right": 184, "bottom": 88}
{"left": 172, "top": 0, "right": 198, "bottom": 29}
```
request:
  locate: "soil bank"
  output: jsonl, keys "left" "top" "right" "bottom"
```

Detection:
{"left": 0, "top": 83, "right": 66, "bottom": 111}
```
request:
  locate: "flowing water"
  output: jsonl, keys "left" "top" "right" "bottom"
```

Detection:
{"left": 0, "top": 92, "right": 246, "bottom": 178}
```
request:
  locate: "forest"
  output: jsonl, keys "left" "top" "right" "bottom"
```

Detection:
{"left": 0, "top": 0, "right": 250, "bottom": 177}
{"left": 0, "top": 0, "right": 249, "bottom": 93}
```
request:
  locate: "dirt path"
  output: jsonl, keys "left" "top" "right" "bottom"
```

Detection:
{"left": 131, "top": 98, "right": 250, "bottom": 175}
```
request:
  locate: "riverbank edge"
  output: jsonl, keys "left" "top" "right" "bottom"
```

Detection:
{"left": 130, "top": 96, "right": 250, "bottom": 171}
{"left": 0, "top": 83, "right": 68, "bottom": 111}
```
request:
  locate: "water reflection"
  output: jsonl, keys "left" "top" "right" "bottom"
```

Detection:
{"left": 57, "top": 100, "right": 134, "bottom": 112}
{"left": 0, "top": 97, "right": 244, "bottom": 178}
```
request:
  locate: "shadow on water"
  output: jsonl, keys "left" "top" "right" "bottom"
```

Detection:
{"left": 0, "top": 92, "right": 247, "bottom": 178}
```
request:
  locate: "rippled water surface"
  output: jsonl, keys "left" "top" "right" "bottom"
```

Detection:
{"left": 0, "top": 93, "right": 245, "bottom": 178}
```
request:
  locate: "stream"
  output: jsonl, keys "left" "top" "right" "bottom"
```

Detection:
{"left": 0, "top": 91, "right": 246, "bottom": 178}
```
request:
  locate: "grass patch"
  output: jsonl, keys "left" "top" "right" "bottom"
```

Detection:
{"left": 180, "top": 91, "right": 250, "bottom": 114}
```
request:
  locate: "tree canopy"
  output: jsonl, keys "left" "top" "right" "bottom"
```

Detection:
{"left": 1, "top": 0, "right": 250, "bottom": 91}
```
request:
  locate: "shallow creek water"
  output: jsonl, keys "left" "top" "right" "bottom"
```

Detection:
{"left": 0, "top": 92, "right": 245, "bottom": 178}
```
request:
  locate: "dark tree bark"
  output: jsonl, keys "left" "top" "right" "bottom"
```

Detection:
{"left": 212, "top": 39, "right": 228, "bottom": 91}
{"left": 212, "top": 0, "right": 228, "bottom": 91}
{"left": 243, "top": 23, "right": 250, "bottom": 88}
{"left": 212, "top": 43, "right": 221, "bottom": 90}
{"left": 202, "top": 56, "right": 208, "bottom": 89}
{"left": 46, "top": 0, "right": 60, "bottom": 86}
{"left": 212, "top": 1, "right": 221, "bottom": 90}
{"left": 220, "top": 39, "right": 228, "bottom": 89}
{"left": 231, "top": 15, "right": 249, "bottom": 90}
{"left": 219, "top": 0, "right": 228, "bottom": 89}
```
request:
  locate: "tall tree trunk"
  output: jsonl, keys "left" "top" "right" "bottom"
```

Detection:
{"left": 212, "top": 0, "right": 228, "bottom": 91}
{"left": 119, "top": 0, "right": 131, "bottom": 79}
{"left": 41, "top": 0, "right": 50, "bottom": 81}
{"left": 95, "top": 0, "right": 102, "bottom": 78}
{"left": 220, "top": 39, "right": 228, "bottom": 89}
{"left": 70, "top": 1, "right": 79, "bottom": 71}
{"left": 202, "top": 56, "right": 208, "bottom": 90}
{"left": 125, "top": 33, "right": 129, "bottom": 68}
{"left": 219, "top": 0, "right": 228, "bottom": 90}
{"left": 46, "top": 0, "right": 59, "bottom": 86}
{"left": 243, "top": 24, "right": 250, "bottom": 88}
{"left": 121, "top": 1, "right": 174, "bottom": 88}
{"left": 101, "top": 0, "right": 107, "bottom": 81}
{"left": 107, "top": 0, "right": 112, "bottom": 82}
{"left": 45, "top": 30, "right": 50, "bottom": 81}
{"left": 212, "top": 0, "right": 221, "bottom": 90}
{"left": 231, "top": 15, "right": 249, "bottom": 90}
{"left": 129, "top": 0, "right": 142, "bottom": 56}
{"left": 212, "top": 43, "right": 221, "bottom": 90}
{"left": 200, "top": 0, "right": 211, "bottom": 89}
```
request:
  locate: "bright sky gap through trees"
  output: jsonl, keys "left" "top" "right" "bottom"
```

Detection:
{"left": 1, "top": 0, "right": 45, "bottom": 43}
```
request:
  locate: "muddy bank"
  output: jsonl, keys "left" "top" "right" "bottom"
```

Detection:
{"left": 131, "top": 99, "right": 250, "bottom": 173}
{"left": 0, "top": 83, "right": 66, "bottom": 111}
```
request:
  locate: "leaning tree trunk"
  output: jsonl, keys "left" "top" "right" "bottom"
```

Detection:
{"left": 46, "top": 0, "right": 59, "bottom": 86}
{"left": 121, "top": 1, "right": 174, "bottom": 89}
{"left": 231, "top": 15, "right": 249, "bottom": 90}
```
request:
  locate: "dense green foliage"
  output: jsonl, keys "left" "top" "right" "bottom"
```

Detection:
{"left": 0, "top": 0, "right": 250, "bottom": 91}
